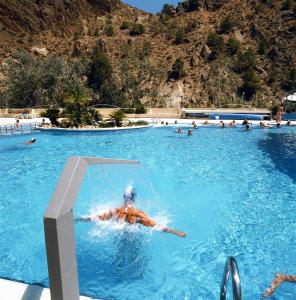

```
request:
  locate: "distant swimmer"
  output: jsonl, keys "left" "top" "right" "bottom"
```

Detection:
{"left": 260, "top": 122, "right": 273, "bottom": 128}
{"left": 176, "top": 127, "right": 183, "bottom": 134}
{"left": 286, "top": 120, "right": 296, "bottom": 126}
{"left": 188, "top": 129, "right": 192, "bottom": 136}
{"left": 78, "top": 185, "right": 187, "bottom": 238}
{"left": 229, "top": 120, "right": 236, "bottom": 127}
{"left": 242, "top": 119, "right": 252, "bottom": 125}
{"left": 245, "top": 124, "right": 252, "bottom": 131}
{"left": 24, "top": 138, "right": 36, "bottom": 145}
{"left": 217, "top": 121, "right": 225, "bottom": 128}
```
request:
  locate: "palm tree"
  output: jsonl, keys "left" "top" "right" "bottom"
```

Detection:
{"left": 109, "top": 109, "right": 126, "bottom": 127}
{"left": 64, "top": 84, "right": 92, "bottom": 127}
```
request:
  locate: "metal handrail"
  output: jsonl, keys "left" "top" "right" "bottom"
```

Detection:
{"left": 0, "top": 122, "right": 40, "bottom": 136}
{"left": 220, "top": 256, "right": 242, "bottom": 300}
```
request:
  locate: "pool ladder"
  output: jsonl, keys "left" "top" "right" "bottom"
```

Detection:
{"left": 220, "top": 256, "right": 242, "bottom": 300}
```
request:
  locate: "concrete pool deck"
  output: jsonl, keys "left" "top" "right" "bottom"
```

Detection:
{"left": 0, "top": 278, "right": 94, "bottom": 300}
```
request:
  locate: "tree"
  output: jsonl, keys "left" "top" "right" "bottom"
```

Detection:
{"left": 87, "top": 45, "right": 113, "bottom": 92}
{"left": 227, "top": 38, "right": 240, "bottom": 55}
{"left": 240, "top": 68, "right": 260, "bottom": 100}
{"left": 175, "top": 28, "right": 185, "bottom": 44}
{"left": 129, "top": 23, "right": 145, "bottom": 36}
{"left": 170, "top": 58, "right": 185, "bottom": 80}
{"left": 161, "top": 3, "right": 175, "bottom": 16}
{"left": 219, "top": 16, "right": 236, "bottom": 34}
{"left": 283, "top": 68, "right": 296, "bottom": 91}
{"left": 40, "top": 107, "right": 61, "bottom": 126}
{"left": 104, "top": 24, "right": 114, "bottom": 36}
{"left": 64, "top": 83, "right": 97, "bottom": 127}
{"left": 120, "top": 20, "right": 129, "bottom": 30}
{"left": 119, "top": 48, "right": 164, "bottom": 109}
{"left": 207, "top": 33, "right": 225, "bottom": 59}
{"left": 237, "top": 49, "right": 256, "bottom": 73}
{"left": 0, "top": 51, "right": 86, "bottom": 108}
{"left": 109, "top": 109, "right": 126, "bottom": 127}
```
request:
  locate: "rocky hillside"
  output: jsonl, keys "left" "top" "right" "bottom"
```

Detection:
{"left": 0, "top": 0, "right": 295, "bottom": 108}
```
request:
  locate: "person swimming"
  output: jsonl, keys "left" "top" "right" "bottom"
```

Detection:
{"left": 24, "top": 138, "right": 36, "bottom": 145}
{"left": 78, "top": 185, "right": 186, "bottom": 238}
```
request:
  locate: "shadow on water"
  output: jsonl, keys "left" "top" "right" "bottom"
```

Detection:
{"left": 258, "top": 132, "right": 296, "bottom": 182}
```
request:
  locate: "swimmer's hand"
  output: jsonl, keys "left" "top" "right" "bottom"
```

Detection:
{"left": 161, "top": 226, "right": 187, "bottom": 238}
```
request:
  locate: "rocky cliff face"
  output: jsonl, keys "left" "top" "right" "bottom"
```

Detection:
{"left": 0, "top": 0, "right": 295, "bottom": 107}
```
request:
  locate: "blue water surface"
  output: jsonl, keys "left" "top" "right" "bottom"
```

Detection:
{"left": 0, "top": 126, "right": 295, "bottom": 300}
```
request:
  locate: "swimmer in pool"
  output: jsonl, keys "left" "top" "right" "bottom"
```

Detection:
{"left": 24, "top": 138, "right": 36, "bottom": 145}
{"left": 264, "top": 273, "right": 296, "bottom": 297}
{"left": 78, "top": 185, "right": 187, "bottom": 238}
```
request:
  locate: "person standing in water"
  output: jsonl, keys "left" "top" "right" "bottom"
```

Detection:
{"left": 78, "top": 185, "right": 187, "bottom": 238}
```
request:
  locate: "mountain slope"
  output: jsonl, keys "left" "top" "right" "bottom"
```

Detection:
{"left": 0, "top": 0, "right": 295, "bottom": 107}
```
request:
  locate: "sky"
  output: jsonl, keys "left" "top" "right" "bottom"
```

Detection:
{"left": 123, "top": 0, "right": 180, "bottom": 13}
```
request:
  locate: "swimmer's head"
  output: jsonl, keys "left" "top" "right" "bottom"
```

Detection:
{"left": 124, "top": 184, "right": 136, "bottom": 205}
{"left": 31, "top": 138, "right": 36, "bottom": 143}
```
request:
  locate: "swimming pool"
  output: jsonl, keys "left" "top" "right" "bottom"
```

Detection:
{"left": 0, "top": 126, "right": 295, "bottom": 299}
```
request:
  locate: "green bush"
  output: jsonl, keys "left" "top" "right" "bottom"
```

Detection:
{"left": 40, "top": 107, "right": 61, "bottom": 126}
{"left": 182, "top": 0, "right": 199, "bottom": 12}
{"left": 240, "top": 68, "right": 260, "bottom": 100}
{"left": 109, "top": 109, "right": 126, "bottom": 127}
{"left": 175, "top": 28, "right": 185, "bottom": 44}
{"left": 104, "top": 24, "right": 114, "bottom": 36}
{"left": 258, "top": 39, "right": 269, "bottom": 55}
{"left": 87, "top": 45, "right": 113, "bottom": 92}
{"left": 237, "top": 49, "right": 256, "bottom": 73}
{"left": 207, "top": 33, "right": 225, "bottom": 59}
{"left": 170, "top": 58, "right": 185, "bottom": 80}
{"left": 129, "top": 23, "right": 145, "bottom": 36}
{"left": 161, "top": 3, "right": 175, "bottom": 16}
{"left": 282, "top": 67, "right": 296, "bottom": 91}
{"left": 227, "top": 37, "right": 240, "bottom": 55}
{"left": 120, "top": 20, "right": 129, "bottom": 30}
{"left": 220, "top": 16, "right": 236, "bottom": 34}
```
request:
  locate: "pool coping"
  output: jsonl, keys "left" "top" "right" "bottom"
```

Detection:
{"left": 38, "top": 124, "right": 153, "bottom": 132}
{"left": 0, "top": 278, "right": 95, "bottom": 300}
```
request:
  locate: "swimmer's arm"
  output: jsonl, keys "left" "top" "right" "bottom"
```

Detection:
{"left": 159, "top": 226, "right": 187, "bottom": 238}
{"left": 98, "top": 210, "right": 114, "bottom": 221}
{"left": 140, "top": 216, "right": 187, "bottom": 238}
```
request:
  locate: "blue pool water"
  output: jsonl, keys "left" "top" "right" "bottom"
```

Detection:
{"left": 0, "top": 126, "right": 296, "bottom": 299}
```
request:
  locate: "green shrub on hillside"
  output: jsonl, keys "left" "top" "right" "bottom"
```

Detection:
{"left": 170, "top": 58, "right": 185, "bottom": 79}
{"left": 207, "top": 33, "right": 225, "bottom": 59}
{"left": 237, "top": 49, "right": 256, "bottom": 73}
{"left": 161, "top": 3, "right": 176, "bottom": 16}
{"left": 104, "top": 24, "right": 114, "bottom": 36}
{"left": 120, "top": 20, "right": 129, "bottom": 30}
{"left": 258, "top": 39, "right": 269, "bottom": 55}
{"left": 240, "top": 68, "right": 260, "bottom": 100}
{"left": 129, "top": 23, "right": 145, "bottom": 36}
{"left": 220, "top": 16, "right": 236, "bottom": 34}
{"left": 226, "top": 37, "right": 240, "bottom": 55}
{"left": 282, "top": 67, "right": 296, "bottom": 91}
{"left": 175, "top": 28, "right": 185, "bottom": 44}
